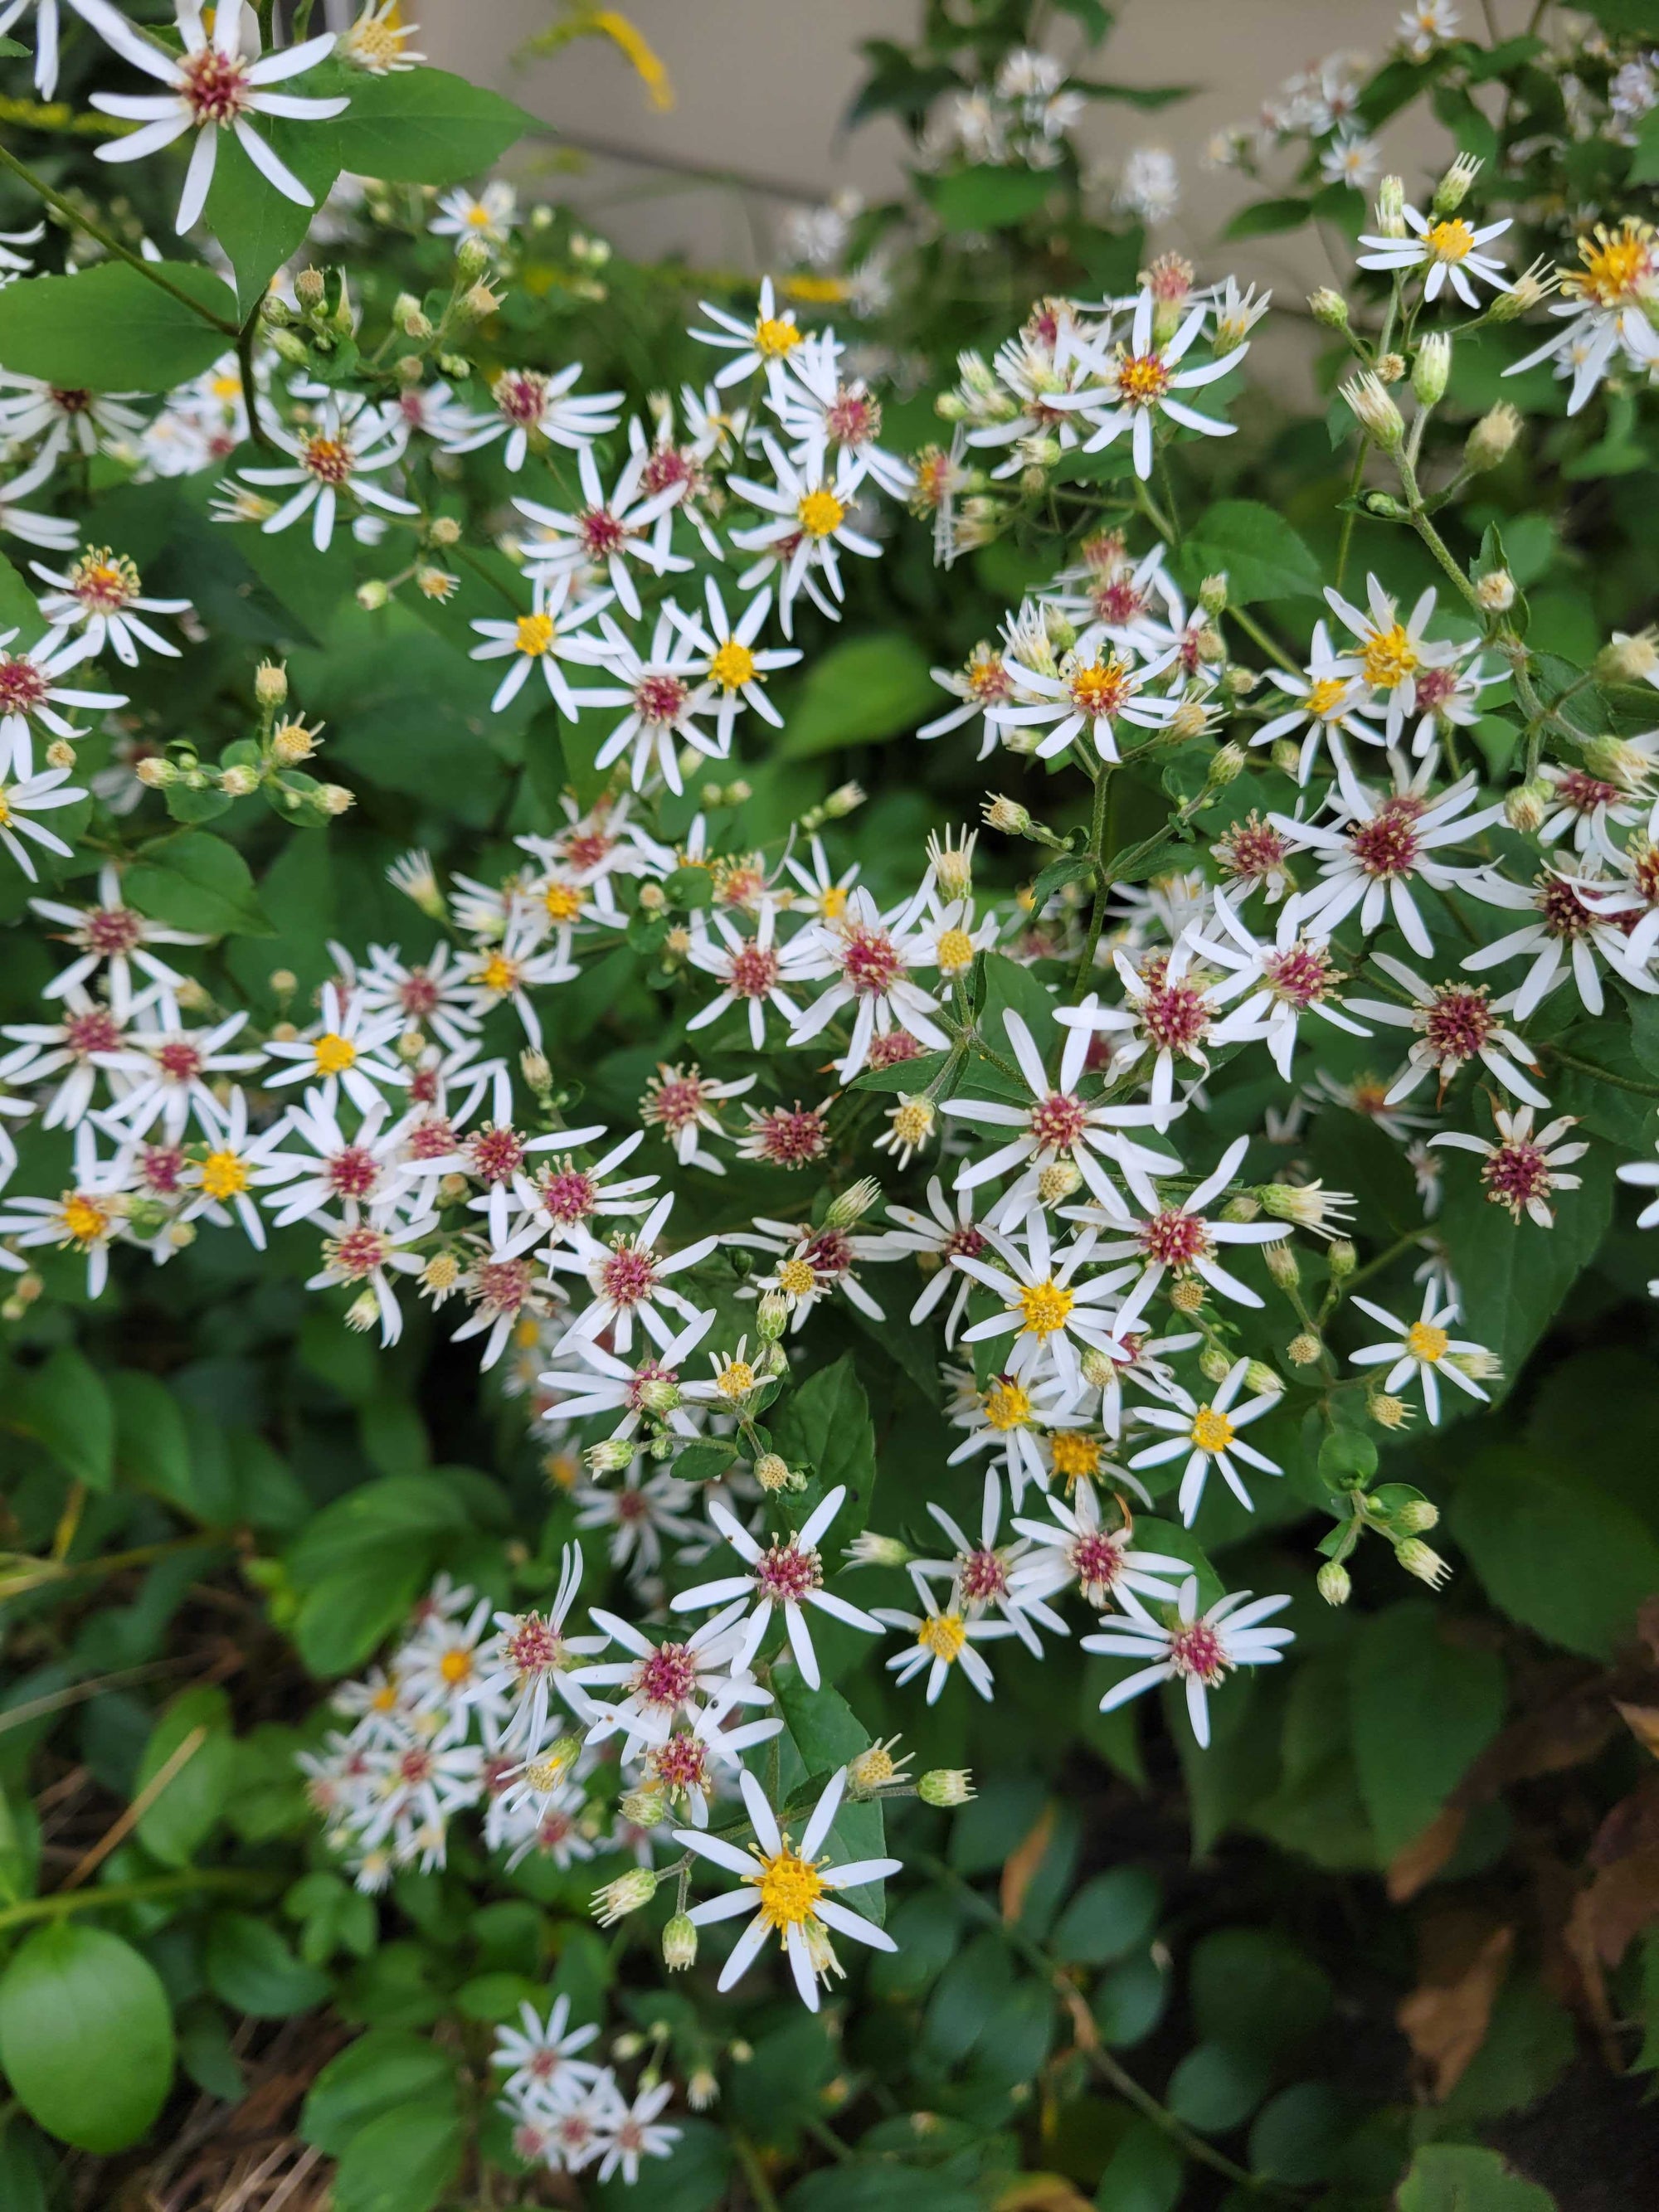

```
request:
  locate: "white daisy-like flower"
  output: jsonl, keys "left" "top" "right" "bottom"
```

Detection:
{"left": 733, "top": 1212, "right": 893, "bottom": 1328}
{"left": 1430, "top": 1105, "right": 1586, "bottom": 1227}
{"left": 1128, "top": 1356, "right": 1283, "bottom": 1525}
{"left": 1460, "top": 865, "right": 1656, "bottom": 1018}
{"left": 689, "top": 276, "right": 805, "bottom": 388}
{"left": 475, "top": 1547, "right": 605, "bottom": 1754}
{"left": 549, "top": 1192, "right": 717, "bottom": 1357}
{"left": 1082, "top": 1575, "right": 1294, "bottom": 1747}
{"left": 1536, "top": 754, "right": 1655, "bottom": 864}
{"left": 443, "top": 362, "right": 622, "bottom": 473}
{"left": 1618, "top": 1143, "right": 1659, "bottom": 1294}
{"left": 513, "top": 1130, "right": 659, "bottom": 1248}
{"left": 986, "top": 623, "right": 1182, "bottom": 766}
{"left": 1320, "top": 130, "right": 1380, "bottom": 189}
{"left": 32, "top": 549, "right": 190, "bottom": 668}
{"left": 1356, "top": 202, "right": 1511, "bottom": 307}
{"left": 0, "top": 761, "right": 85, "bottom": 881}
{"left": 1345, "top": 953, "right": 1550, "bottom": 1107}
{"left": 262, "top": 981, "right": 409, "bottom": 1114}
{"left": 1063, "top": 288, "right": 1247, "bottom": 479}
{"left": 30, "top": 862, "right": 202, "bottom": 1014}
{"left": 0, "top": 1121, "right": 132, "bottom": 1295}
{"left": 0, "top": 377, "right": 144, "bottom": 465}
{"left": 1505, "top": 221, "right": 1659, "bottom": 416}
{"left": 537, "top": 1310, "right": 713, "bottom": 1442}
{"left": 80, "top": 0, "right": 349, "bottom": 236}
{"left": 1074, "top": 1135, "right": 1290, "bottom": 1332}
{"left": 946, "top": 1004, "right": 1176, "bottom": 1226}
{"left": 673, "top": 1766, "right": 901, "bottom": 2010}
{"left": 771, "top": 336, "right": 915, "bottom": 499}
{"left": 904, "top": 1471, "right": 1063, "bottom": 1651}
{"left": 671, "top": 1485, "right": 883, "bottom": 1691}
{"left": 581, "top": 1602, "right": 774, "bottom": 1755}
{"left": 575, "top": 1463, "right": 704, "bottom": 1579}
{"left": 338, "top": 0, "right": 425, "bottom": 73}
{"left": 431, "top": 180, "right": 517, "bottom": 248}
{"left": 1248, "top": 620, "right": 1384, "bottom": 783}
{"left": 253, "top": 1089, "right": 409, "bottom": 1229}
{"left": 235, "top": 395, "right": 416, "bottom": 553}
{"left": 1346, "top": 1284, "right": 1496, "bottom": 1422}
{"left": 665, "top": 579, "right": 800, "bottom": 751}
{"left": 1006, "top": 1476, "right": 1186, "bottom": 1614}
{"left": 454, "top": 921, "right": 578, "bottom": 1053}
{"left": 491, "top": 1996, "right": 603, "bottom": 2107}
{"left": 0, "top": 450, "right": 76, "bottom": 556}
{"left": 593, "top": 2082, "right": 682, "bottom": 2185}
{"left": 469, "top": 571, "right": 612, "bottom": 718}
{"left": 873, "top": 1572, "right": 1016, "bottom": 1703}
{"left": 954, "top": 1210, "right": 1136, "bottom": 1403}
{"left": 919, "top": 639, "right": 1022, "bottom": 760}
{"left": 1321, "top": 579, "right": 1470, "bottom": 747}
{"left": 638, "top": 1062, "right": 756, "bottom": 1174}
{"left": 1194, "top": 894, "right": 1370, "bottom": 1081}
{"left": 786, "top": 884, "right": 949, "bottom": 1082}
{"left": 728, "top": 440, "right": 879, "bottom": 632}
{"left": 515, "top": 445, "right": 686, "bottom": 625}
{"left": 306, "top": 1208, "right": 439, "bottom": 1347}
{"left": 883, "top": 1176, "right": 995, "bottom": 1346}
{"left": 944, "top": 1364, "right": 1080, "bottom": 1508}
{"left": 572, "top": 610, "right": 726, "bottom": 795}
{"left": 685, "top": 903, "right": 815, "bottom": 1051}
{"left": 100, "top": 1003, "right": 265, "bottom": 1144}
{"left": 0, "top": 983, "right": 140, "bottom": 1127}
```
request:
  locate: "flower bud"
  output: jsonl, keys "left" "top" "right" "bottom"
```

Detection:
{"left": 586, "top": 1437, "right": 636, "bottom": 1475}
{"left": 848, "top": 1741, "right": 906, "bottom": 1796}
{"left": 1598, "top": 629, "right": 1659, "bottom": 685}
{"left": 984, "top": 794, "right": 1034, "bottom": 836}
{"left": 267, "top": 326, "right": 312, "bottom": 367}
{"left": 688, "top": 2067, "right": 719, "bottom": 2107}
{"left": 345, "top": 1290, "right": 380, "bottom": 1334}
{"left": 1465, "top": 402, "right": 1520, "bottom": 474}
{"left": 463, "top": 280, "right": 503, "bottom": 322}
{"left": 757, "top": 1290, "right": 791, "bottom": 1341}
{"left": 422, "top": 1252, "right": 460, "bottom": 1296}
{"left": 1412, "top": 332, "right": 1452, "bottom": 407}
{"left": 219, "top": 763, "right": 259, "bottom": 797}
{"left": 1206, "top": 739, "right": 1246, "bottom": 787}
{"left": 753, "top": 1451, "right": 791, "bottom": 1492}
{"left": 1265, "top": 1239, "right": 1301, "bottom": 1287}
{"left": 1199, "top": 1345, "right": 1233, "bottom": 1385}
{"left": 1198, "top": 572, "right": 1228, "bottom": 618}
{"left": 272, "top": 720, "right": 319, "bottom": 766}
{"left": 1431, "top": 152, "right": 1480, "bottom": 216}
{"left": 825, "top": 1176, "right": 880, "bottom": 1228}
{"left": 1503, "top": 780, "right": 1549, "bottom": 834}
{"left": 1245, "top": 1361, "right": 1283, "bottom": 1399}
{"left": 1374, "top": 175, "right": 1405, "bottom": 237}
{"left": 1583, "top": 733, "right": 1655, "bottom": 790}
{"left": 1393, "top": 1498, "right": 1441, "bottom": 1534}
{"left": 664, "top": 1914, "right": 698, "bottom": 1971}
{"left": 591, "top": 1868, "right": 657, "bottom": 1925}
{"left": 1327, "top": 1237, "right": 1357, "bottom": 1280}
{"left": 848, "top": 1531, "right": 911, "bottom": 1569}
{"left": 918, "top": 1768, "right": 975, "bottom": 1807}
{"left": 294, "top": 265, "right": 326, "bottom": 307}
{"left": 1270, "top": 738, "right": 1302, "bottom": 778}
{"left": 620, "top": 1783, "right": 668, "bottom": 1827}
{"left": 455, "top": 236, "right": 492, "bottom": 280}
{"left": 1168, "top": 698, "right": 1214, "bottom": 742}
{"left": 255, "top": 659, "right": 289, "bottom": 707}
{"left": 1370, "top": 1391, "right": 1412, "bottom": 1430}
{"left": 135, "top": 755, "right": 177, "bottom": 788}
{"left": 1309, "top": 286, "right": 1350, "bottom": 329}
{"left": 316, "top": 784, "right": 354, "bottom": 816}
{"left": 1288, "top": 1330, "right": 1323, "bottom": 1366}
{"left": 1317, "top": 1559, "right": 1352, "bottom": 1607}
{"left": 44, "top": 737, "right": 75, "bottom": 770}
{"left": 416, "top": 565, "right": 458, "bottom": 601}
{"left": 1341, "top": 372, "right": 1404, "bottom": 450}
{"left": 356, "top": 578, "right": 390, "bottom": 610}
{"left": 1476, "top": 569, "right": 1515, "bottom": 614}
{"left": 825, "top": 780, "right": 865, "bottom": 819}
{"left": 1376, "top": 352, "right": 1407, "bottom": 385}
{"left": 1258, "top": 1180, "right": 1355, "bottom": 1236}
{"left": 1220, "top": 1194, "right": 1261, "bottom": 1223}
{"left": 1395, "top": 1539, "right": 1451, "bottom": 1588}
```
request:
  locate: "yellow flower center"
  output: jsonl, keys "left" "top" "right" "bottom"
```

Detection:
{"left": 754, "top": 315, "right": 800, "bottom": 359}
{"left": 477, "top": 952, "right": 518, "bottom": 994}
{"left": 543, "top": 881, "right": 582, "bottom": 922}
{"left": 371, "top": 1681, "right": 399, "bottom": 1711}
{"left": 718, "top": 1359, "right": 756, "bottom": 1399}
{"left": 776, "top": 1257, "right": 817, "bottom": 1298}
{"left": 516, "top": 612, "right": 556, "bottom": 657}
{"left": 61, "top": 1194, "right": 108, "bottom": 1244}
{"left": 1425, "top": 218, "right": 1474, "bottom": 262}
{"left": 936, "top": 926, "right": 975, "bottom": 973}
{"left": 1115, "top": 348, "right": 1173, "bottom": 404}
{"left": 1565, "top": 221, "right": 1654, "bottom": 307}
{"left": 1406, "top": 1320, "right": 1449, "bottom": 1363}
{"left": 1019, "top": 1278, "right": 1074, "bottom": 1336}
{"left": 1068, "top": 656, "right": 1133, "bottom": 718}
{"left": 513, "top": 1316, "right": 539, "bottom": 1347}
{"left": 983, "top": 1379, "right": 1032, "bottom": 1431}
{"left": 708, "top": 638, "right": 757, "bottom": 690}
{"left": 1361, "top": 624, "right": 1418, "bottom": 689}
{"left": 210, "top": 372, "right": 241, "bottom": 401}
{"left": 0, "top": 791, "right": 11, "bottom": 827}
{"left": 312, "top": 1032, "right": 357, "bottom": 1076}
{"left": 753, "top": 1846, "right": 824, "bottom": 1928}
{"left": 796, "top": 489, "right": 845, "bottom": 539}
{"left": 1305, "top": 675, "right": 1348, "bottom": 719}
{"left": 820, "top": 884, "right": 849, "bottom": 919}
{"left": 199, "top": 1149, "right": 248, "bottom": 1200}
{"left": 1048, "top": 1430, "right": 1101, "bottom": 1480}
{"left": 917, "top": 1612, "right": 966, "bottom": 1663}
{"left": 439, "top": 1648, "right": 473, "bottom": 1685}
{"left": 890, "top": 1100, "right": 933, "bottom": 1145}
{"left": 1190, "top": 1405, "right": 1236, "bottom": 1454}
{"left": 465, "top": 203, "right": 493, "bottom": 227}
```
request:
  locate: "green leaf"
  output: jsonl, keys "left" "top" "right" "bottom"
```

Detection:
{"left": 0, "top": 261, "right": 234, "bottom": 391}
{"left": 1449, "top": 1448, "right": 1659, "bottom": 1660}
{"left": 330, "top": 2104, "right": 465, "bottom": 2212}
{"left": 670, "top": 1437, "right": 741, "bottom": 1482}
{"left": 1633, "top": 100, "right": 1659, "bottom": 185}
{"left": 1436, "top": 1148, "right": 1613, "bottom": 1388}
{"left": 769, "top": 1354, "right": 878, "bottom": 1534}
{"left": 1396, "top": 2143, "right": 1555, "bottom": 2212}
{"left": 1349, "top": 1602, "right": 1505, "bottom": 1860}
{"left": 1190, "top": 1927, "right": 1330, "bottom": 2055}
{"left": 327, "top": 66, "right": 534, "bottom": 187}
{"left": 1050, "top": 1867, "right": 1161, "bottom": 1964}
{"left": 301, "top": 2030, "right": 457, "bottom": 2156}
{"left": 777, "top": 1679, "right": 872, "bottom": 1773}
{"left": 126, "top": 830, "right": 270, "bottom": 939}
{"left": 286, "top": 1473, "right": 470, "bottom": 1587}
{"left": 0, "top": 1924, "right": 175, "bottom": 2152}
{"left": 1165, "top": 2040, "right": 1271, "bottom": 2132}
{"left": 927, "top": 165, "right": 1057, "bottom": 231}
{"left": 0, "top": 550, "right": 43, "bottom": 639}
{"left": 109, "top": 1371, "right": 196, "bottom": 1514}
{"left": 13, "top": 1349, "right": 114, "bottom": 1489}
{"left": 203, "top": 121, "right": 341, "bottom": 320}
{"left": 206, "top": 1912, "right": 331, "bottom": 2019}
{"left": 134, "top": 1685, "right": 236, "bottom": 1868}
{"left": 779, "top": 632, "right": 942, "bottom": 758}
{"left": 1180, "top": 500, "right": 1323, "bottom": 604}
{"left": 850, "top": 1048, "right": 951, "bottom": 1094}
{"left": 294, "top": 1553, "right": 432, "bottom": 1677}
{"left": 1093, "top": 2116, "right": 1184, "bottom": 2212}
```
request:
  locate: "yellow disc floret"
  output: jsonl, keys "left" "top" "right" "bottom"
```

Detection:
{"left": 1190, "top": 1405, "right": 1236, "bottom": 1454}
{"left": 199, "top": 1149, "right": 249, "bottom": 1200}
{"left": 312, "top": 1032, "right": 358, "bottom": 1076}
{"left": 1361, "top": 625, "right": 1418, "bottom": 689}
{"left": 1406, "top": 1320, "right": 1449, "bottom": 1363}
{"left": 1019, "top": 1278, "right": 1074, "bottom": 1336}
{"left": 752, "top": 1845, "right": 825, "bottom": 1929}
{"left": 708, "top": 638, "right": 757, "bottom": 690}
{"left": 516, "top": 612, "right": 556, "bottom": 657}
{"left": 917, "top": 1612, "right": 967, "bottom": 1664}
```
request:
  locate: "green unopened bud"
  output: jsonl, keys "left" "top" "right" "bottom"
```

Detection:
{"left": 1465, "top": 402, "right": 1521, "bottom": 474}
{"left": 918, "top": 1768, "right": 975, "bottom": 1808}
{"left": 664, "top": 1913, "right": 698, "bottom": 1971}
{"left": 1327, "top": 1237, "right": 1357, "bottom": 1280}
{"left": 316, "top": 784, "right": 354, "bottom": 817}
{"left": 1504, "top": 780, "right": 1549, "bottom": 833}
{"left": 1374, "top": 175, "right": 1406, "bottom": 237}
{"left": 1245, "top": 1361, "right": 1284, "bottom": 1399}
{"left": 1220, "top": 1194, "right": 1261, "bottom": 1223}
{"left": 619, "top": 1784, "right": 668, "bottom": 1828}
{"left": 1199, "top": 1344, "right": 1233, "bottom": 1385}
{"left": 1393, "top": 1498, "right": 1441, "bottom": 1534}
{"left": 825, "top": 1176, "right": 881, "bottom": 1228}
{"left": 1597, "top": 629, "right": 1659, "bottom": 685}
{"left": 825, "top": 780, "right": 865, "bottom": 819}
{"left": 1431, "top": 152, "right": 1481, "bottom": 216}
{"left": 1341, "top": 372, "right": 1404, "bottom": 450}
{"left": 455, "top": 236, "right": 492, "bottom": 280}
{"left": 591, "top": 1868, "right": 657, "bottom": 1926}
{"left": 218, "top": 763, "right": 259, "bottom": 797}
{"left": 586, "top": 1437, "right": 636, "bottom": 1475}
{"left": 638, "top": 1377, "right": 682, "bottom": 1417}
{"left": 1360, "top": 489, "right": 1409, "bottom": 519}
{"left": 757, "top": 1290, "right": 791, "bottom": 1341}
{"left": 254, "top": 659, "right": 289, "bottom": 708}
{"left": 1309, "top": 286, "right": 1350, "bottom": 329}
{"left": 356, "top": 578, "right": 390, "bottom": 610}
{"left": 1264, "top": 1239, "right": 1301, "bottom": 1287}
{"left": 1270, "top": 738, "right": 1302, "bottom": 778}
{"left": 849, "top": 1530, "right": 911, "bottom": 1568}
{"left": 294, "top": 265, "right": 326, "bottom": 307}
{"left": 1206, "top": 740, "right": 1246, "bottom": 788}
{"left": 1198, "top": 572, "right": 1228, "bottom": 617}
{"left": 1395, "top": 1539, "right": 1451, "bottom": 1588}
{"left": 1412, "top": 332, "right": 1452, "bottom": 407}
{"left": 267, "top": 327, "right": 313, "bottom": 367}
{"left": 1476, "top": 569, "right": 1515, "bottom": 614}
{"left": 1317, "top": 1559, "right": 1352, "bottom": 1607}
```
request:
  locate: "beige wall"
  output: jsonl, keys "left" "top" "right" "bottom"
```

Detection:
{"left": 417, "top": 0, "right": 1521, "bottom": 292}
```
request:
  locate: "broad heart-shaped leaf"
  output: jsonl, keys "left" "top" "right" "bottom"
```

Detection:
{"left": 328, "top": 2103, "right": 465, "bottom": 2212}
{"left": 1179, "top": 500, "right": 1323, "bottom": 605}
{"left": 0, "top": 1923, "right": 175, "bottom": 2152}
{"left": 12, "top": 1348, "right": 114, "bottom": 1489}
{"left": 1436, "top": 1146, "right": 1614, "bottom": 1390}
{"left": 1348, "top": 1602, "right": 1506, "bottom": 1860}
{"left": 777, "top": 1678, "right": 872, "bottom": 1775}
{"left": 326, "top": 66, "right": 534, "bottom": 187}
{"left": 926, "top": 163, "right": 1057, "bottom": 231}
{"left": 134, "top": 1685, "right": 236, "bottom": 1869}
{"left": 125, "top": 830, "right": 271, "bottom": 938}
{"left": 109, "top": 1370, "right": 196, "bottom": 1516}
{"left": 779, "top": 632, "right": 941, "bottom": 758}
{"left": 1449, "top": 1446, "right": 1659, "bottom": 1660}
{"left": 0, "top": 260, "right": 234, "bottom": 391}
{"left": 768, "top": 1354, "right": 878, "bottom": 1535}
{"left": 1396, "top": 2143, "right": 1554, "bottom": 2212}
{"left": 204, "top": 114, "right": 341, "bottom": 321}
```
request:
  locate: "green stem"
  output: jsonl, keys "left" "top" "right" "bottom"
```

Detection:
{"left": 236, "top": 302, "right": 279, "bottom": 455}
{"left": 731, "top": 2131, "right": 784, "bottom": 2212}
{"left": 1228, "top": 605, "right": 1299, "bottom": 675}
{"left": 1338, "top": 1228, "right": 1426, "bottom": 1297}
{"left": 1073, "top": 766, "right": 1115, "bottom": 993}
{"left": 0, "top": 1869, "right": 272, "bottom": 1932}
{"left": 0, "top": 142, "right": 239, "bottom": 336}
{"left": 1543, "top": 1048, "right": 1659, "bottom": 1100}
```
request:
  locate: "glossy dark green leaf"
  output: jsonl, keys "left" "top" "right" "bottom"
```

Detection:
{"left": 126, "top": 830, "right": 270, "bottom": 938}
{"left": 301, "top": 2029, "right": 456, "bottom": 2156}
{"left": 13, "top": 1348, "right": 113, "bottom": 1490}
{"left": 1350, "top": 1603, "right": 1506, "bottom": 1860}
{"left": 327, "top": 66, "right": 534, "bottom": 187}
{"left": 779, "top": 632, "right": 942, "bottom": 757}
{"left": 1395, "top": 2143, "right": 1554, "bottom": 2212}
{"left": 1180, "top": 501, "right": 1323, "bottom": 604}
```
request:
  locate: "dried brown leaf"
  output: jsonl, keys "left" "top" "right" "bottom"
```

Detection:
{"left": 1397, "top": 1922, "right": 1513, "bottom": 2101}
{"left": 1000, "top": 1800, "right": 1056, "bottom": 1925}
{"left": 1389, "top": 1807, "right": 1467, "bottom": 1903}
